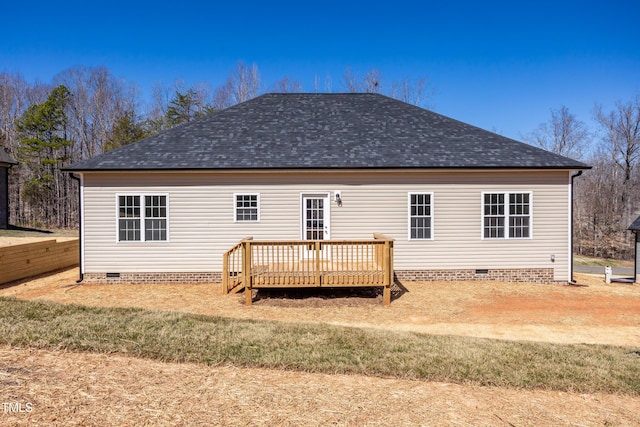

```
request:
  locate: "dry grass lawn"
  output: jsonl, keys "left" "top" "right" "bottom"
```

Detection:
{"left": 1, "top": 267, "right": 638, "bottom": 347}
{"left": 1, "top": 266, "right": 639, "bottom": 426}
{"left": 2, "top": 345, "right": 639, "bottom": 427}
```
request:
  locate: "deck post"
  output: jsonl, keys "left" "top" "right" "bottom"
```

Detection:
{"left": 222, "top": 251, "right": 229, "bottom": 294}
{"left": 315, "top": 240, "right": 321, "bottom": 286}
{"left": 244, "top": 240, "right": 253, "bottom": 306}
{"left": 383, "top": 284, "right": 391, "bottom": 306}
{"left": 383, "top": 240, "right": 391, "bottom": 306}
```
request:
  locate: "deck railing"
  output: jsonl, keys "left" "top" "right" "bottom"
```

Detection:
{"left": 221, "top": 236, "right": 252, "bottom": 294}
{"left": 222, "top": 233, "right": 394, "bottom": 305}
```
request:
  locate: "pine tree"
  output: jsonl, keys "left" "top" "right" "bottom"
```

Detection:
{"left": 165, "top": 89, "right": 214, "bottom": 128}
{"left": 103, "top": 110, "right": 149, "bottom": 152}
{"left": 15, "top": 85, "right": 73, "bottom": 226}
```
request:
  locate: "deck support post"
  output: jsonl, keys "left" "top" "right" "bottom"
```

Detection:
{"left": 222, "top": 251, "right": 229, "bottom": 294}
{"left": 315, "top": 240, "right": 321, "bottom": 286}
{"left": 243, "top": 240, "right": 253, "bottom": 306}
{"left": 383, "top": 239, "right": 391, "bottom": 306}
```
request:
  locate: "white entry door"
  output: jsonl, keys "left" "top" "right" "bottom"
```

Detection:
{"left": 302, "top": 194, "right": 330, "bottom": 241}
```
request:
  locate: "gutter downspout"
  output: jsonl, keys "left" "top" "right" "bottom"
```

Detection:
{"left": 3, "top": 162, "right": 15, "bottom": 230}
{"left": 70, "top": 173, "right": 83, "bottom": 283}
{"left": 570, "top": 170, "right": 583, "bottom": 283}
{"left": 633, "top": 231, "right": 637, "bottom": 284}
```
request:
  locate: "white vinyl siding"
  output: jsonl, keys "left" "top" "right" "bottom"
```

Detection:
{"left": 234, "top": 193, "right": 260, "bottom": 222}
{"left": 408, "top": 192, "right": 433, "bottom": 240}
{"left": 82, "top": 170, "right": 571, "bottom": 281}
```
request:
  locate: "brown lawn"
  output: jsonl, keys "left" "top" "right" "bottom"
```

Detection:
{"left": 1, "top": 267, "right": 639, "bottom": 426}
{"left": 2, "top": 267, "right": 638, "bottom": 346}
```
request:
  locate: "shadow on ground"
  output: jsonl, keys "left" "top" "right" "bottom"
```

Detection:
{"left": 6, "top": 225, "right": 53, "bottom": 234}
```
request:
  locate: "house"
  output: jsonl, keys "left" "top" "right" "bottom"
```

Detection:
{"left": 629, "top": 216, "right": 640, "bottom": 283}
{"left": 0, "top": 147, "right": 17, "bottom": 230}
{"left": 65, "top": 93, "right": 589, "bottom": 287}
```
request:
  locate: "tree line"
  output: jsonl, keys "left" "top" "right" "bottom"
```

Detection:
{"left": 1, "top": 63, "right": 638, "bottom": 259}
{"left": 523, "top": 99, "right": 640, "bottom": 260}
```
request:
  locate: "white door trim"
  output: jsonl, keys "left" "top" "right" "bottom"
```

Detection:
{"left": 300, "top": 192, "right": 331, "bottom": 241}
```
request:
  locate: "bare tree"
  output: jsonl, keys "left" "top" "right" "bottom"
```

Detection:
{"left": 233, "top": 62, "right": 260, "bottom": 104}
{"left": 342, "top": 67, "right": 358, "bottom": 93}
{"left": 24, "top": 81, "right": 50, "bottom": 106}
{"left": 0, "top": 72, "right": 28, "bottom": 149}
{"left": 212, "top": 77, "right": 234, "bottom": 111}
{"left": 211, "top": 62, "right": 261, "bottom": 109}
{"left": 571, "top": 94, "right": 640, "bottom": 260}
{"left": 55, "top": 66, "right": 140, "bottom": 159}
{"left": 324, "top": 75, "right": 333, "bottom": 93}
{"left": 146, "top": 81, "right": 172, "bottom": 133}
{"left": 272, "top": 76, "right": 303, "bottom": 93}
{"left": 524, "top": 106, "right": 589, "bottom": 159}
{"left": 362, "top": 69, "right": 382, "bottom": 93}
{"left": 312, "top": 74, "right": 334, "bottom": 93}
{"left": 0, "top": 72, "right": 31, "bottom": 226}
{"left": 574, "top": 150, "right": 634, "bottom": 259}
{"left": 594, "top": 95, "right": 640, "bottom": 185}
{"left": 340, "top": 67, "right": 433, "bottom": 107}
{"left": 388, "top": 77, "right": 433, "bottom": 107}
{"left": 593, "top": 95, "right": 640, "bottom": 247}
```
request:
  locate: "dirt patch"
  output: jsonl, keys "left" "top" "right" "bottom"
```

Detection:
{"left": 466, "top": 293, "right": 640, "bottom": 326}
{"left": 1, "top": 345, "right": 639, "bottom": 427}
{"left": 253, "top": 286, "right": 383, "bottom": 307}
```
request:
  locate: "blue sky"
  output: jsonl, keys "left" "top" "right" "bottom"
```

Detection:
{"left": 2, "top": 0, "right": 639, "bottom": 146}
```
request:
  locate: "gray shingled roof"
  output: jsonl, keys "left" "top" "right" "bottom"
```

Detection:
{"left": 629, "top": 216, "right": 640, "bottom": 232}
{"left": 66, "top": 93, "right": 590, "bottom": 171}
{"left": 0, "top": 148, "right": 17, "bottom": 166}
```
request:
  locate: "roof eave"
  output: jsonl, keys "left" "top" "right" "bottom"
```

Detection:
{"left": 63, "top": 164, "right": 592, "bottom": 173}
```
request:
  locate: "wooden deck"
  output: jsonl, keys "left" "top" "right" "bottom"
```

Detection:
{"left": 222, "top": 234, "right": 394, "bottom": 305}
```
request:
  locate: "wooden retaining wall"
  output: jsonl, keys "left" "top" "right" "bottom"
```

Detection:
{"left": 0, "top": 239, "right": 79, "bottom": 284}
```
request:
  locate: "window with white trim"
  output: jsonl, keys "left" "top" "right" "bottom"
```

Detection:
{"left": 409, "top": 193, "right": 433, "bottom": 240}
{"left": 482, "top": 192, "right": 531, "bottom": 239}
{"left": 235, "top": 194, "right": 259, "bottom": 222}
{"left": 118, "top": 195, "right": 167, "bottom": 242}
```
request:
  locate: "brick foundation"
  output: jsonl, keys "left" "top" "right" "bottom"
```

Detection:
{"left": 82, "top": 272, "right": 221, "bottom": 285}
{"left": 394, "top": 268, "right": 557, "bottom": 284}
{"left": 83, "top": 268, "right": 558, "bottom": 285}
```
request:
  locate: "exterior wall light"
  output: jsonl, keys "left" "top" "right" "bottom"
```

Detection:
{"left": 334, "top": 191, "right": 342, "bottom": 206}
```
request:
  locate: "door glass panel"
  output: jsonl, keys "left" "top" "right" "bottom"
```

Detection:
{"left": 304, "top": 197, "right": 325, "bottom": 240}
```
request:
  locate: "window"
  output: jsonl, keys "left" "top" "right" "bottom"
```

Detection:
{"left": 508, "top": 193, "right": 530, "bottom": 238}
{"left": 483, "top": 193, "right": 505, "bottom": 238}
{"left": 118, "top": 195, "right": 141, "bottom": 241}
{"left": 118, "top": 195, "right": 167, "bottom": 242}
{"left": 482, "top": 192, "right": 531, "bottom": 239}
{"left": 235, "top": 194, "right": 259, "bottom": 222}
{"left": 409, "top": 193, "right": 433, "bottom": 240}
{"left": 144, "top": 195, "right": 167, "bottom": 241}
